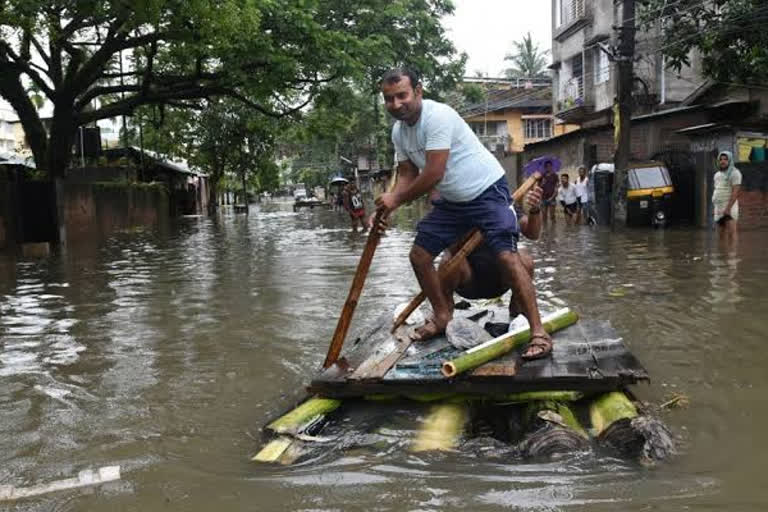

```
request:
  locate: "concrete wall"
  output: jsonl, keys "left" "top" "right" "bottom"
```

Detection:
{"left": 63, "top": 182, "right": 169, "bottom": 242}
{"left": 0, "top": 172, "right": 10, "bottom": 248}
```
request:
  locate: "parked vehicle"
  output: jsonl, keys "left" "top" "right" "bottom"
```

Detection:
{"left": 626, "top": 162, "right": 674, "bottom": 228}
{"left": 293, "top": 183, "right": 308, "bottom": 201}
{"left": 587, "top": 161, "right": 674, "bottom": 228}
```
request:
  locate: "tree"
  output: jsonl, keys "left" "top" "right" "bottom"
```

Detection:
{"left": 0, "top": 0, "right": 464, "bottom": 182}
{"left": 184, "top": 99, "right": 281, "bottom": 212}
{"left": 638, "top": 0, "right": 768, "bottom": 84}
{"left": 504, "top": 32, "right": 550, "bottom": 79}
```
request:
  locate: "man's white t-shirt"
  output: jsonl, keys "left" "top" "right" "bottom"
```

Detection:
{"left": 712, "top": 168, "right": 743, "bottom": 220}
{"left": 391, "top": 99, "right": 504, "bottom": 202}
{"left": 573, "top": 177, "right": 589, "bottom": 203}
{"left": 557, "top": 184, "right": 579, "bottom": 205}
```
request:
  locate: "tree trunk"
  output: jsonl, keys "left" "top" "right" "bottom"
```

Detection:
{"left": 207, "top": 175, "right": 220, "bottom": 214}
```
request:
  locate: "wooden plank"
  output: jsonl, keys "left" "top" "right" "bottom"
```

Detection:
{"left": 349, "top": 327, "right": 412, "bottom": 380}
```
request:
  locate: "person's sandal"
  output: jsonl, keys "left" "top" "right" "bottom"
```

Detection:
{"left": 521, "top": 334, "right": 553, "bottom": 361}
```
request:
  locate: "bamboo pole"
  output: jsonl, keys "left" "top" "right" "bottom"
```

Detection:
{"left": 322, "top": 173, "right": 398, "bottom": 369}
{"left": 496, "top": 391, "right": 584, "bottom": 404}
{"left": 266, "top": 397, "right": 341, "bottom": 435}
{"left": 441, "top": 308, "right": 578, "bottom": 378}
{"left": 410, "top": 401, "right": 469, "bottom": 452}
{"left": 391, "top": 171, "right": 542, "bottom": 332}
{"left": 391, "top": 229, "right": 485, "bottom": 332}
{"left": 364, "top": 390, "right": 583, "bottom": 404}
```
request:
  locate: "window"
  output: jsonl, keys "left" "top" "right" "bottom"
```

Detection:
{"left": 594, "top": 48, "right": 610, "bottom": 84}
{"left": 556, "top": 0, "right": 585, "bottom": 28}
{"left": 524, "top": 119, "right": 552, "bottom": 140}
{"left": 469, "top": 121, "right": 507, "bottom": 137}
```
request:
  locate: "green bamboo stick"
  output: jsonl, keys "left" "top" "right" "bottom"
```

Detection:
{"left": 589, "top": 391, "right": 638, "bottom": 436}
{"left": 497, "top": 391, "right": 584, "bottom": 404}
{"left": 441, "top": 308, "right": 579, "bottom": 378}
{"left": 266, "top": 397, "right": 341, "bottom": 435}
{"left": 410, "top": 401, "right": 469, "bottom": 452}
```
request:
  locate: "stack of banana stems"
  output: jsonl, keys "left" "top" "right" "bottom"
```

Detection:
{"left": 253, "top": 390, "right": 674, "bottom": 464}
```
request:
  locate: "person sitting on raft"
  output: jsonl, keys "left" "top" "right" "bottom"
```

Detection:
{"left": 439, "top": 185, "right": 543, "bottom": 328}
{"left": 372, "top": 67, "right": 552, "bottom": 360}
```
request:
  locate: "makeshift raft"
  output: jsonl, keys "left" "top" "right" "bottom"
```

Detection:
{"left": 310, "top": 306, "right": 649, "bottom": 398}
{"left": 254, "top": 302, "right": 674, "bottom": 465}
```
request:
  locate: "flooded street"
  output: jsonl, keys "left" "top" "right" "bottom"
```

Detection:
{"left": 1, "top": 202, "right": 767, "bottom": 511}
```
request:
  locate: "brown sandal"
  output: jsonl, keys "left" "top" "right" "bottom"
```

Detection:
{"left": 521, "top": 334, "right": 553, "bottom": 361}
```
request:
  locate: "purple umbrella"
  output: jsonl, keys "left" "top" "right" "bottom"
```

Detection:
{"left": 523, "top": 156, "right": 561, "bottom": 177}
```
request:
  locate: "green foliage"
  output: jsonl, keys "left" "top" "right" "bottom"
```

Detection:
{"left": 504, "top": 32, "right": 550, "bottom": 79}
{"left": 638, "top": 0, "right": 768, "bottom": 84}
{"left": 0, "top": 0, "right": 464, "bottom": 181}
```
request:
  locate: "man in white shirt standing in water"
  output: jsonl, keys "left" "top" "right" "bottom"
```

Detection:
{"left": 573, "top": 165, "right": 589, "bottom": 224}
{"left": 712, "top": 150, "right": 742, "bottom": 243}
{"left": 372, "top": 68, "right": 552, "bottom": 360}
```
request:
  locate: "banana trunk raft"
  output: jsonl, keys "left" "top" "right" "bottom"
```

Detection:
{"left": 254, "top": 303, "right": 674, "bottom": 464}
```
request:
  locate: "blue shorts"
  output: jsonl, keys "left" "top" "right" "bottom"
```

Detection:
{"left": 414, "top": 176, "right": 519, "bottom": 257}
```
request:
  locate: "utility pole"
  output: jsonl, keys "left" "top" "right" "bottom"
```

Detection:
{"left": 612, "top": 0, "right": 635, "bottom": 226}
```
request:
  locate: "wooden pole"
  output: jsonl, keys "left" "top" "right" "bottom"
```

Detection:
{"left": 391, "top": 171, "right": 542, "bottom": 332}
{"left": 612, "top": 0, "right": 635, "bottom": 226}
{"left": 322, "top": 171, "right": 398, "bottom": 369}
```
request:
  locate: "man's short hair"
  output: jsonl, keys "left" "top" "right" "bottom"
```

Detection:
{"left": 379, "top": 68, "right": 421, "bottom": 89}
{"left": 561, "top": 173, "right": 569, "bottom": 177}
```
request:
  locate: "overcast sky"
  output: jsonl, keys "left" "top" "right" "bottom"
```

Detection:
{"left": 442, "top": 0, "right": 552, "bottom": 78}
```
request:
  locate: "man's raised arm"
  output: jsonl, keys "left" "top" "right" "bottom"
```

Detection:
{"left": 375, "top": 150, "right": 448, "bottom": 213}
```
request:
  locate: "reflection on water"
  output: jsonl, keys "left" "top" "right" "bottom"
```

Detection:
{"left": 0, "top": 202, "right": 767, "bottom": 511}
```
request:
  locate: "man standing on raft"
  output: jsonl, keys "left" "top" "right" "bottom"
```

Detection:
{"left": 373, "top": 68, "right": 552, "bottom": 360}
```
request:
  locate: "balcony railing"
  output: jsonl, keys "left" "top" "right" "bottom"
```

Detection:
{"left": 558, "top": 75, "right": 584, "bottom": 111}
{"left": 560, "top": 0, "right": 585, "bottom": 28}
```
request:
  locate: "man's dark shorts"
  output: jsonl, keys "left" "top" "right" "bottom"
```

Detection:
{"left": 414, "top": 176, "right": 519, "bottom": 257}
{"left": 563, "top": 202, "right": 578, "bottom": 215}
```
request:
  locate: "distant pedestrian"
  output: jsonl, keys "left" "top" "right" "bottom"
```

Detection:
{"left": 557, "top": 173, "right": 579, "bottom": 225}
{"left": 573, "top": 165, "right": 589, "bottom": 224}
{"left": 712, "top": 150, "right": 742, "bottom": 242}
{"left": 540, "top": 160, "right": 559, "bottom": 224}
{"left": 344, "top": 183, "right": 367, "bottom": 232}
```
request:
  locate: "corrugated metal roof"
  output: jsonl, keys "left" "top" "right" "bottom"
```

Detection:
{"left": 459, "top": 87, "right": 552, "bottom": 118}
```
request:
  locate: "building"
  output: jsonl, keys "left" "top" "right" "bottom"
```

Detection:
{"left": 551, "top": 0, "right": 701, "bottom": 128}
{"left": 459, "top": 81, "right": 579, "bottom": 155}
{"left": 521, "top": 2, "right": 768, "bottom": 229}
{"left": 0, "top": 105, "right": 18, "bottom": 153}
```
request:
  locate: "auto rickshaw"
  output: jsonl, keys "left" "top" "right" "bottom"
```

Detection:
{"left": 626, "top": 162, "right": 674, "bottom": 228}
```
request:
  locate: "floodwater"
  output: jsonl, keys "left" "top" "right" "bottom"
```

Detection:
{"left": 0, "top": 202, "right": 766, "bottom": 511}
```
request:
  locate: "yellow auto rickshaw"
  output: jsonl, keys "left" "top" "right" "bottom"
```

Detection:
{"left": 626, "top": 162, "right": 674, "bottom": 228}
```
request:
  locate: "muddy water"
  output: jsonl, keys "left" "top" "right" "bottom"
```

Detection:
{"left": 0, "top": 202, "right": 766, "bottom": 511}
